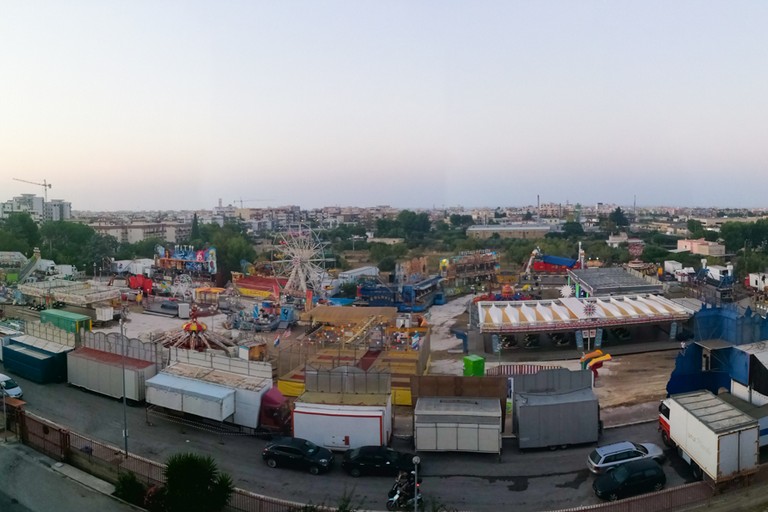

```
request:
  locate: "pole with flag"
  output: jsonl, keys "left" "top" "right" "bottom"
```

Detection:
{"left": 273, "top": 332, "right": 281, "bottom": 347}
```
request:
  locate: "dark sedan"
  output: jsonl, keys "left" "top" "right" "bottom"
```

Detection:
{"left": 593, "top": 458, "right": 666, "bottom": 501}
{"left": 262, "top": 437, "right": 334, "bottom": 475}
{"left": 341, "top": 445, "right": 420, "bottom": 477}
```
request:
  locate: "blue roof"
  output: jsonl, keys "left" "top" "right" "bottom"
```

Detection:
{"left": 541, "top": 254, "right": 577, "bottom": 267}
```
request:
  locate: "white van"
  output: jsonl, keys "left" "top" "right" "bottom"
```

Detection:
{"left": 0, "top": 373, "right": 23, "bottom": 399}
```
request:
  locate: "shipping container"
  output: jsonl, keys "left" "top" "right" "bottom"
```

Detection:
{"left": 514, "top": 387, "right": 600, "bottom": 449}
{"left": 293, "top": 391, "right": 392, "bottom": 450}
{"left": 414, "top": 397, "right": 502, "bottom": 454}
{"left": 2, "top": 336, "right": 71, "bottom": 383}
{"left": 146, "top": 372, "right": 236, "bottom": 422}
{"left": 39, "top": 310, "right": 92, "bottom": 334}
{"left": 67, "top": 347, "right": 157, "bottom": 401}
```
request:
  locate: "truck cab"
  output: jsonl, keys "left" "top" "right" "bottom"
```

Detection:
{"left": 256, "top": 387, "right": 292, "bottom": 439}
{"left": 658, "top": 399, "right": 674, "bottom": 447}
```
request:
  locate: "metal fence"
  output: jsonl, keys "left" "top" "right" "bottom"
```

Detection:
{"left": 20, "top": 411, "right": 329, "bottom": 512}
{"left": 553, "top": 481, "right": 713, "bottom": 512}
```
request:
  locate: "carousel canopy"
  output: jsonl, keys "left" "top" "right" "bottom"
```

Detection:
{"left": 477, "top": 294, "right": 697, "bottom": 333}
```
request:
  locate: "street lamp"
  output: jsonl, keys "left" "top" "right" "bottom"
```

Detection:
{"left": 119, "top": 319, "right": 129, "bottom": 455}
{"left": 412, "top": 455, "right": 421, "bottom": 512}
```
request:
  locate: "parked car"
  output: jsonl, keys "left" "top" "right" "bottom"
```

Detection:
{"left": 587, "top": 441, "right": 665, "bottom": 474}
{"left": 262, "top": 437, "right": 334, "bottom": 475}
{"left": 593, "top": 458, "right": 666, "bottom": 501}
{"left": 341, "top": 445, "right": 420, "bottom": 477}
{"left": 0, "top": 373, "right": 22, "bottom": 399}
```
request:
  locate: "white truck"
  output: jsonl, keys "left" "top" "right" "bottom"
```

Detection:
{"left": 663, "top": 391, "right": 759, "bottom": 482}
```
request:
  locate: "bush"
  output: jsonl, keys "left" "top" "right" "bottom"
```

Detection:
{"left": 114, "top": 471, "right": 147, "bottom": 507}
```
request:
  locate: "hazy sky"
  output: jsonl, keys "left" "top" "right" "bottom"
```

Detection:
{"left": 2, "top": 2, "right": 767, "bottom": 211}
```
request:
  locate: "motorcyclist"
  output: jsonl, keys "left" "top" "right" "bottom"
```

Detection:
{"left": 400, "top": 471, "right": 418, "bottom": 501}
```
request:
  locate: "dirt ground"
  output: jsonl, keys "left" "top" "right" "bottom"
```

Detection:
{"left": 591, "top": 350, "right": 679, "bottom": 408}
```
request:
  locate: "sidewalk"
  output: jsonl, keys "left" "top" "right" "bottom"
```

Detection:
{"left": 0, "top": 438, "right": 139, "bottom": 512}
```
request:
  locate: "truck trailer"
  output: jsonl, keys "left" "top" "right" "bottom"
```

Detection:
{"left": 662, "top": 390, "right": 759, "bottom": 482}
{"left": 514, "top": 387, "right": 601, "bottom": 450}
{"left": 292, "top": 391, "right": 392, "bottom": 451}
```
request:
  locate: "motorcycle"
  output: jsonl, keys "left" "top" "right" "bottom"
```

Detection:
{"left": 386, "top": 484, "right": 424, "bottom": 511}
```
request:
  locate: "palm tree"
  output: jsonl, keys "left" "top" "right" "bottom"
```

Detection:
{"left": 162, "top": 452, "right": 234, "bottom": 512}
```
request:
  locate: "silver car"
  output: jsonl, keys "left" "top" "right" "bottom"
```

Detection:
{"left": 587, "top": 441, "right": 665, "bottom": 474}
{"left": 0, "top": 373, "right": 23, "bottom": 399}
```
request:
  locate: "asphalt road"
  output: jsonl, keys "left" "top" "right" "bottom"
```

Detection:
{"left": 2, "top": 363, "right": 698, "bottom": 512}
{"left": 0, "top": 491, "right": 31, "bottom": 512}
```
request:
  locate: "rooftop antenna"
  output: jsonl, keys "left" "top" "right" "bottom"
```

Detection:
{"left": 13, "top": 178, "right": 52, "bottom": 202}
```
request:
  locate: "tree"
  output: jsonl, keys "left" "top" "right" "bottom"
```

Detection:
{"left": 116, "top": 237, "right": 165, "bottom": 260}
{"left": 2, "top": 212, "right": 40, "bottom": 250}
{"left": 687, "top": 219, "right": 705, "bottom": 239}
{"left": 561, "top": 221, "right": 584, "bottom": 238}
{"left": 39, "top": 221, "right": 97, "bottom": 271}
{"left": 523, "top": 211, "right": 534, "bottom": 221}
{"left": 608, "top": 208, "right": 629, "bottom": 228}
{"left": 448, "top": 214, "right": 474, "bottom": 229}
{"left": 397, "top": 210, "right": 431, "bottom": 240}
{"left": 189, "top": 213, "right": 201, "bottom": 243}
{"left": 85, "top": 234, "right": 120, "bottom": 275}
{"left": 161, "top": 452, "right": 234, "bottom": 512}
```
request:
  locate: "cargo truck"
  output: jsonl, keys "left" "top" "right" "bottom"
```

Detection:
{"left": 145, "top": 370, "right": 291, "bottom": 437}
{"left": 659, "top": 390, "right": 759, "bottom": 482}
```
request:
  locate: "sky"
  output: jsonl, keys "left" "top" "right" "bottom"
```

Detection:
{"left": 2, "top": 1, "right": 768, "bottom": 212}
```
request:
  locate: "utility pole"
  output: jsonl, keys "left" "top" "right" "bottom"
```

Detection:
{"left": 120, "top": 319, "right": 129, "bottom": 455}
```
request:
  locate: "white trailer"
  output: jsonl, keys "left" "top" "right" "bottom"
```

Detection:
{"left": 146, "top": 372, "right": 236, "bottom": 422}
{"left": 293, "top": 391, "right": 392, "bottom": 451}
{"left": 414, "top": 397, "right": 502, "bottom": 454}
{"left": 706, "top": 265, "right": 733, "bottom": 282}
{"left": 162, "top": 362, "right": 272, "bottom": 430}
{"left": 67, "top": 347, "right": 157, "bottom": 401}
{"left": 747, "top": 273, "right": 768, "bottom": 292}
{"left": 668, "top": 390, "right": 759, "bottom": 482}
{"left": 664, "top": 260, "right": 683, "bottom": 275}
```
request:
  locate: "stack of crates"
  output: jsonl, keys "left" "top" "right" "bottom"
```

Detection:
{"left": 463, "top": 354, "right": 485, "bottom": 376}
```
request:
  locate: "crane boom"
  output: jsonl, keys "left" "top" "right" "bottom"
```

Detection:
{"left": 13, "top": 178, "right": 52, "bottom": 202}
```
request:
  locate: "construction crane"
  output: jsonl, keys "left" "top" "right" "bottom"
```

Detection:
{"left": 234, "top": 198, "right": 268, "bottom": 208}
{"left": 13, "top": 178, "right": 52, "bottom": 202}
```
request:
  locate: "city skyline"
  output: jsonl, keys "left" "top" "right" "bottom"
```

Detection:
{"left": 2, "top": 2, "right": 767, "bottom": 211}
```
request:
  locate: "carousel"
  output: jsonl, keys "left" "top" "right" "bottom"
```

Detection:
{"left": 153, "top": 307, "right": 237, "bottom": 352}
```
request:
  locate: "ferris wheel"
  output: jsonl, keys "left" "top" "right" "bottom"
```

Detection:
{"left": 272, "top": 224, "right": 333, "bottom": 296}
{"left": 172, "top": 274, "right": 193, "bottom": 299}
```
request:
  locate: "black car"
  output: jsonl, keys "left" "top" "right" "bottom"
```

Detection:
{"left": 341, "top": 445, "right": 419, "bottom": 477}
{"left": 262, "top": 437, "right": 334, "bottom": 475}
{"left": 593, "top": 458, "right": 666, "bottom": 501}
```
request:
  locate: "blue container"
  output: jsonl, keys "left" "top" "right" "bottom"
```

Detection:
{"left": 2, "top": 342, "right": 69, "bottom": 384}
